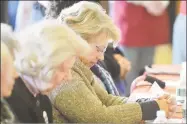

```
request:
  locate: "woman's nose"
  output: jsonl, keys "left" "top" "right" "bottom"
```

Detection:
{"left": 63, "top": 71, "right": 72, "bottom": 82}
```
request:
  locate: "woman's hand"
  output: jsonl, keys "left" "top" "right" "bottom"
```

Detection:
{"left": 156, "top": 99, "right": 169, "bottom": 117}
{"left": 155, "top": 94, "right": 177, "bottom": 118}
{"left": 130, "top": 75, "right": 150, "bottom": 93}
{"left": 113, "top": 54, "right": 131, "bottom": 79}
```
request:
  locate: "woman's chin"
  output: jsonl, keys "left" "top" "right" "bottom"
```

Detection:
{"left": 41, "top": 90, "right": 50, "bottom": 95}
{"left": 89, "top": 65, "right": 94, "bottom": 68}
{"left": 2, "top": 90, "right": 12, "bottom": 98}
{"left": 89, "top": 63, "right": 96, "bottom": 68}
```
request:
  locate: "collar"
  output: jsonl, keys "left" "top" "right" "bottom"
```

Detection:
{"left": 73, "top": 59, "right": 94, "bottom": 82}
{"left": 20, "top": 75, "right": 40, "bottom": 97}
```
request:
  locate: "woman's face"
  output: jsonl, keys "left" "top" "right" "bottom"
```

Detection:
{"left": 1, "top": 55, "right": 17, "bottom": 98}
{"left": 38, "top": 56, "right": 76, "bottom": 94}
{"left": 80, "top": 33, "right": 108, "bottom": 68}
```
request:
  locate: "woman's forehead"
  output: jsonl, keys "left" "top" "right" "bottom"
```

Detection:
{"left": 94, "top": 40, "right": 109, "bottom": 47}
{"left": 89, "top": 33, "right": 109, "bottom": 46}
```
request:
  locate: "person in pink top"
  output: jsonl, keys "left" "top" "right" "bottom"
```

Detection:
{"left": 113, "top": 1, "right": 170, "bottom": 96}
{"left": 172, "top": 1, "right": 186, "bottom": 64}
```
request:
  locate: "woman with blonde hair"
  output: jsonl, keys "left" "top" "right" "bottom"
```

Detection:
{"left": 48, "top": 1, "right": 176, "bottom": 123}
{"left": 6, "top": 19, "right": 91, "bottom": 123}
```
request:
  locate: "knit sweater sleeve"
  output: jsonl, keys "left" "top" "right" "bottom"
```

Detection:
{"left": 93, "top": 77, "right": 128, "bottom": 105}
{"left": 52, "top": 73, "right": 142, "bottom": 123}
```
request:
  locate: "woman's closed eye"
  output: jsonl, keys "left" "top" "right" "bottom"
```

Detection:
{"left": 96, "top": 46, "right": 107, "bottom": 53}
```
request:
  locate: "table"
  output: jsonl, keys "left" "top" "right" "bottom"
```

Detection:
{"left": 148, "top": 64, "right": 181, "bottom": 81}
{"left": 131, "top": 64, "right": 182, "bottom": 119}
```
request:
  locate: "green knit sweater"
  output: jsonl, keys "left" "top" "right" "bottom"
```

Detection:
{"left": 49, "top": 59, "right": 142, "bottom": 123}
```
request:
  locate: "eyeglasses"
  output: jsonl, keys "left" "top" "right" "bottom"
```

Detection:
{"left": 95, "top": 46, "right": 107, "bottom": 53}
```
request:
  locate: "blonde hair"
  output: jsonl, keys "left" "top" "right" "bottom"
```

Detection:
{"left": 1, "top": 23, "right": 19, "bottom": 57}
{"left": 58, "top": 1, "right": 120, "bottom": 43}
{"left": 15, "top": 19, "right": 91, "bottom": 81}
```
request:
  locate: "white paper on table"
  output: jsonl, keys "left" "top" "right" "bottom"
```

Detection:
{"left": 148, "top": 81, "right": 165, "bottom": 97}
{"left": 149, "top": 82, "right": 177, "bottom": 104}
{"left": 128, "top": 81, "right": 176, "bottom": 103}
{"left": 127, "top": 82, "right": 162, "bottom": 103}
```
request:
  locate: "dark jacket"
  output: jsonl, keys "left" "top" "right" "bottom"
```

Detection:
{"left": 103, "top": 45, "right": 121, "bottom": 82}
{"left": 98, "top": 44, "right": 124, "bottom": 82}
{"left": 6, "top": 77, "right": 53, "bottom": 123}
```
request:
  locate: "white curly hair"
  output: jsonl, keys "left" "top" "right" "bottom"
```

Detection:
{"left": 14, "top": 19, "right": 91, "bottom": 82}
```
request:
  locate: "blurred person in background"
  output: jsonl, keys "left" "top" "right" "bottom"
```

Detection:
{"left": 1, "top": 1, "right": 9, "bottom": 23}
{"left": 45, "top": 0, "right": 107, "bottom": 19}
{"left": 91, "top": 43, "right": 131, "bottom": 96}
{"left": 45, "top": 0, "right": 83, "bottom": 19}
{"left": 113, "top": 1, "right": 170, "bottom": 96}
{"left": 15, "top": 1, "right": 101, "bottom": 31}
{"left": 6, "top": 19, "right": 91, "bottom": 123}
{"left": 8, "top": 1, "right": 19, "bottom": 30}
{"left": 48, "top": 2, "right": 175, "bottom": 123}
{"left": 109, "top": 1, "right": 114, "bottom": 18}
{"left": 15, "top": 1, "right": 49, "bottom": 31}
{"left": 167, "top": 1, "right": 177, "bottom": 44}
{"left": 172, "top": 0, "right": 186, "bottom": 64}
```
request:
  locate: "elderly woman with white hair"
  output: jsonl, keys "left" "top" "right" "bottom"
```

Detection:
{"left": 6, "top": 19, "right": 91, "bottom": 123}
{"left": 47, "top": 1, "right": 176, "bottom": 123}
